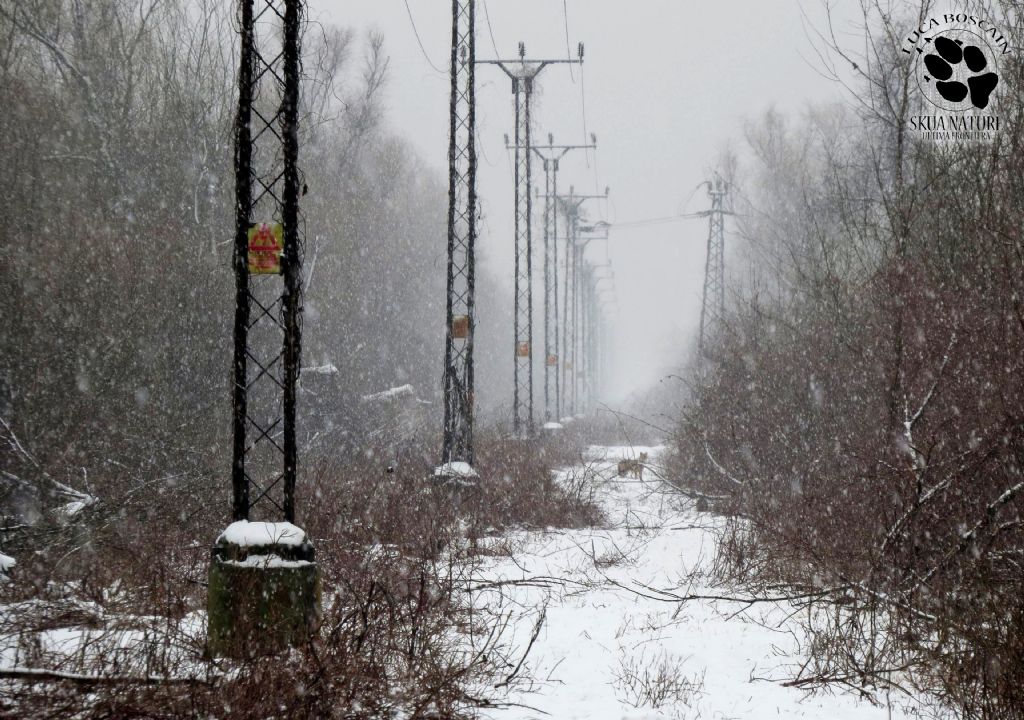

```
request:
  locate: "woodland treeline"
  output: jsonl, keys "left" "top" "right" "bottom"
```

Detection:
{"left": 674, "top": 2, "right": 1024, "bottom": 716}
{"left": 0, "top": 0, "right": 514, "bottom": 519}
{"left": 0, "top": 2, "right": 573, "bottom": 715}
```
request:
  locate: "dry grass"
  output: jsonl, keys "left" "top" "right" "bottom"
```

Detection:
{"left": 0, "top": 423, "right": 605, "bottom": 718}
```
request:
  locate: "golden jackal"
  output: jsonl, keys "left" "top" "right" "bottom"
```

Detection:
{"left": 617, "top": 452, "right": 648, "bottom": 479}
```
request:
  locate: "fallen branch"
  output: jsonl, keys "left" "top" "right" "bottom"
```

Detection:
{"left": 496, "top": 604, "right": 547, "bottom": 689}
{"left": 0, "top": 666, "right": 214, "bottom": 687}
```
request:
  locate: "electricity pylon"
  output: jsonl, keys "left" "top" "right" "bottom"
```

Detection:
{"left": 532, "top": 133, "right": 596, "bottom": 424}
{"left": 441, "top": 0, "right": 478, "bottom": 469}
{"left": 583, "top": 262, "right": 612, "bottom": 411}
{"left": 480, "top": 43, "right": 582, "bottom": 437}
{"left": 594, "top": 277, "right": 618, "bottom": 403}
{"left": 557, "top": 188, "right": 608, "bottom": 418}
{"left": 698, "top": 175, "right": 728, "bottom": 358}
{"left": 580, "top": 263, "right": 594, "bottom": 413}
{"left": 230, "top": 0, "right": 305, "bottom": 523}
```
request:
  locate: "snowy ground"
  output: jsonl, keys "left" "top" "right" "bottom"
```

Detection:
{"left": 472, "top": 445, "right": 918, "bottom": 720}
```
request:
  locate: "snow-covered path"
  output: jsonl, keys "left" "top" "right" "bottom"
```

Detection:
{"left": 473, "top": 445, "right": 913, "bottom": 720}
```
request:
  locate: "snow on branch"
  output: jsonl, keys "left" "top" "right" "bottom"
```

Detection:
{"left": 361, "top": 384, "right": 416, "bottom": 403}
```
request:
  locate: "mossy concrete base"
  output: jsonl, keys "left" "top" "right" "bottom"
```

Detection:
{"left": 206, "top": 528, "right": 320, "bottom": 658}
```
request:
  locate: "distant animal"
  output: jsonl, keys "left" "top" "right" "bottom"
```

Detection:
{"left": 617, "top": 452, "right": 648, "bottom": 479}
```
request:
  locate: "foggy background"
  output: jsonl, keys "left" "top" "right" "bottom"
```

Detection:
{"left": 3, "top": 2, "right": 1024, "bottom": 715}
{"left": 319, "top": 0, "right": 852, "bottom": 402}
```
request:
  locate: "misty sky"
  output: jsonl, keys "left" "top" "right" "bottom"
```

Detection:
{"left": 316, "top": 0, "right": 857, "bottom": 403}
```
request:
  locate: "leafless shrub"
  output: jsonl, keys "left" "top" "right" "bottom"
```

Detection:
{"left": 666, "top": 3, "right": 1024, "bottom": 716}
{"left": 611, "top": 647, "right": 704, "bottom": 717}
{"left": 0, "top": 420, "right": 605, "bottom": 718}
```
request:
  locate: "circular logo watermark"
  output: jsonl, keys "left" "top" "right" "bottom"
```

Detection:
{"left": 917, "top": 29, "right": 1001, "bottom": 112}
{"left": 904, "top": 13, "right": 1010, "bottom": 141}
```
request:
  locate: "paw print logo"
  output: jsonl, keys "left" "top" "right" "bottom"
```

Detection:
{"left": 920, "top": 31, "right": 1000, "bottom": 111}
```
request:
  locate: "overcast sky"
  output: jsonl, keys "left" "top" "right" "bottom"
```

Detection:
{"left": 315, "top": 0, "right": 855, "bottom": 404}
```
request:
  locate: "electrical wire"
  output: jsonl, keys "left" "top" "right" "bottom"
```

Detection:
{"left": 577, "top": 64, "right": 606, "bottom": 216}
{"left": 476, "top": 125, "right": 496, "bottom": 168}
{"left": 482, "top": 0, "right": 500, "bottom": 58}
{"left": 608, "top": 212, "right": 709, "bottom": 228}
{"left": 563, "top": 0, "right": 576, "bottom": 82}
{"left": 675, "top": 181, "right": 709, "bottom": 215}
{"left": 403, "top": 0, "right": 444, "bottom": 74}
{"left": 579, "top": 64, "right": 591, "bottom": 168}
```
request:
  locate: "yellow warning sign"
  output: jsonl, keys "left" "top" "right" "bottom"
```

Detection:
{"left": 248, "top": 223, "right": 284, "bottom": 275}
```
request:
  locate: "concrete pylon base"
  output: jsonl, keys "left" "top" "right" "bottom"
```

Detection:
{"left": 206, "top": 521, "right": 320, "bottom": 658}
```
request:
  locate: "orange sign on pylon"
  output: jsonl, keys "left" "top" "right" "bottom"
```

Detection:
{"left": 452, "top": 315, "right": 470, "bottom": 339}
{"left": 546, "top": 354, "right": 558, "bottom": 366}
{"left": 516, "top": 341, "right": 530, "bottom": 358}
{"left": 247, "top": 223, "right": 284, "bottom": 274}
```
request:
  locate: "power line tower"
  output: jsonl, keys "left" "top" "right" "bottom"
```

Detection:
{"left": 481, "top": 43, "right": 582, "bottom": 437}
{"left": 583, "top": 262, "right": 612, "bottom": 411}
{"left": 557, "top": 188, "right": 607, "bottom": 418}
{"left": 230, "top": 0, "right": 305, "bottom": 524}
{"left": 580, "top": 263, "right": 594, "bottom": 413}
{"left": 441, "top": 0, "right": 478, "bottom": 470}
{"left": 594, "top": 274, "right": 618, "bottom": 403}
{"left": 698, "top": 175, "right": 728, "bottom": 357}
{"left": 210, "top": 0, "right": 318, "bottom": 658}
{"left": 532, "top": 133, "right": 596, "bottom": 425}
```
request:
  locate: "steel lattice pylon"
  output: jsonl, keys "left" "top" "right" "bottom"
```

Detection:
{"left": 698, "top": 177, "right": 727, "bottom": 357}
{"left": 231, "top": 0, "right": 304, "bottom": 523}
{"left": 580, "top": 264, "right": 591, "bottom": 413}
{"left": 593, "top": 270, "right": 615, "bottom": 404}
{"left": 580, "top": 262, "right": 607, "bottom": 414}
{"left": 481, "top": 45, "right": 581, "bottom": 437}
{"left": 511, "top": 72, "right": 534, "bottom": 436}
{"left": 562, "top": 203, "right": 576, "bottom": 418}
{"left": 533, "top": 136, "right": 594, "bottom": 423}
{"left": 441, "top": 0, "right": 478, "bottom": 466}
{"left": 571, "top": 217, "right": 581, "bottom": 415}
{"left": 557, "top": 189, "right": 605, "bottom": 417}
{"left": 540, "top": 158, "right": 557, "bottom": 423}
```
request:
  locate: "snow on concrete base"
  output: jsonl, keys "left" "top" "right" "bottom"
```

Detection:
{"left": 433, "top": 461, "right": 479, "bottom": 480}
{"left": 559, "top": 416, "right": 575, "bottom": 424}
{"left": 542, "top": 422, "right": 564, "bottom": 431}
{"left": 220, "top": 554, "right": 314, "bottom": 569}
{"left": 216, "top": 520, "right": 307, "bottom": 549}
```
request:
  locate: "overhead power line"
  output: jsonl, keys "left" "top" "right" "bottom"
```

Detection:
{"left": 563, "top": 0, "right": 576, "bottom": 82}
{"left": 482, "top": 0, "right": 500, "bottom": 57}
{"left": 403, "top": 0, "right": 445, "bottom": 74}
{"left": 608, "top": 212, "right": 710, "bottom": 228}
